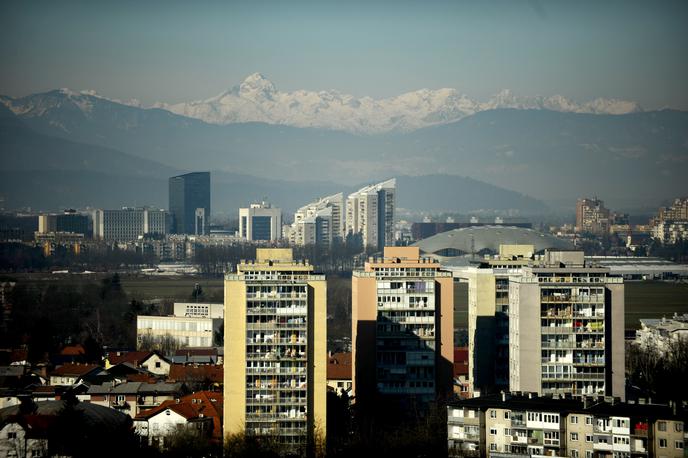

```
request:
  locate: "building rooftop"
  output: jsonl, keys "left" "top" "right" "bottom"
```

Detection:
{"left": 414, "top": 226, "right": 573, "bottom": 258}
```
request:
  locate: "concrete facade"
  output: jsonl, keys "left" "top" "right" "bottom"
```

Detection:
{"left": 351, "top": 246, "right": 454, "bottom": 408}
{"left": 224, "top": 248, "right": 326, "bottom": 453}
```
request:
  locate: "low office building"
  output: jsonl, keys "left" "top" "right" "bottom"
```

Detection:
{"left": 37, "top": 209, "right": 90, "bottom": 236}
{"left": 239, "top": 202, "right": 282, "bottom": 241}
{"left": 447, "top": 393, "right": 686, "bottom": 458}
{"left": 136, "top": 315, "right": 221, "bottom": 349}
{"left": 93, "top": 207, "right": 169, "bottom": 241}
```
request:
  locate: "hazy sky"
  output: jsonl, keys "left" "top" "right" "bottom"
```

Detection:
{"left": 1, "top": 0, "right": 687, "bottom": 109}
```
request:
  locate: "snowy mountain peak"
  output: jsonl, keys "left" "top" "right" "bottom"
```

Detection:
{"left": 238, "top": 72, "right": 276, "bottom": 98}
{"left": 152, "top": 73, "right": 643, "bottom": 134}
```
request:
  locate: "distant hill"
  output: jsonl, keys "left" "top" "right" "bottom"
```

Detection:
{"left": 2, "top": 89, "right": 686, "bottom": 212}
{"left": 0, "top": 107, "right": 544, "bottom": 214}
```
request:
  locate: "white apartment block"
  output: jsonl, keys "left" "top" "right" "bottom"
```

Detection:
{"left": 289, "top": 192, "right": 344, "bottom": 246}
{"left": 346, "top": 178, "right": 395, "bottom": 249}
{"left": 652, "top": 220, "right": 688, "bottom": 244}
{"left": 239, "top": 202, "right": 282, "bottom": 241}
{"left": 509, "top": 251, "right": 625, "bottom": 400}
{"left": 635, "top": 314, "right": 688, "bottom": 354}
{"left": 93, "top": 207, "right": 169, "bottom": 241}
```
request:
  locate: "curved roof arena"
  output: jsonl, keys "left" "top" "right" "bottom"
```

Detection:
{"left": 413, "top": 225, "right": 574, "bottom": 255}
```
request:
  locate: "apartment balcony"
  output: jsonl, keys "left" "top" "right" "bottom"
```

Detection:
{"left": 541, "top": 341, "right": 576, "bottom": 349}
{"left": 247, "top": 322, "right": 307, "bottom": 330}
{"left": 541, "top": 326, "right": 574, "bottom": 335}
{"left": 573, "top": 358, "right": 605, "bottom": 366}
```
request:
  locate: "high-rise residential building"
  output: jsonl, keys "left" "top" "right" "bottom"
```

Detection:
{"left": 509, "top": 251, "right": 625, "bottom": 399}
{"left": 169, "top": 172, "right": 211, "bottom": 235}
{"left": 351, "top": 246, "right": 454, "bottom": 408}
{"left": 575, "top": 198, "right": 611, "bottom": 235}
{"left": 239, "top": 202, "right": 282, "bottom": 241}
{"left": 449, "top": 245, "right": 535, "bottom": 396}
{"left": 289, "top": 192, "right": 344, "bottom": 246}
{"left": 651, "top": 197, "right": 688, "bottom": 244}
{"left": 92, "top": 207, "right": 169, "bottom": 241}
{"left": 37, "top": 209, "right": 90, "bottom": 236}
{"left": 346, "top": 178, "right": 395, "bottom": 249}
{"left": 224, "top": 248, "right": 326, "bottom": 453}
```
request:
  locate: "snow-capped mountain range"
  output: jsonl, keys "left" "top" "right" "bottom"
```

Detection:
{"left": 154, "top": 73, "right": 642, "bottom": 134}
{"left": 1, "top": 72, "right": 642, "bottom": 135}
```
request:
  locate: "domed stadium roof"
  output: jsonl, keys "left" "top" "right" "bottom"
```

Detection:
{"left": 413, "top": 225, "right": 573, "bottom": 256}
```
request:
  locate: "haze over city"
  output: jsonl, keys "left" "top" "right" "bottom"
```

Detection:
{"left": 0, "top": 1, "right": 687, "bottom": 458}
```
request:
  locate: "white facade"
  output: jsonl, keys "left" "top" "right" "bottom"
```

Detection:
{"left": 346, "top": 178, "right": 395, "bottom": 249}
{"left": 0, "top": 423, "right": 48, "bottom": 458}
{"left": 290, "top": 192, "right": 344, "bottom": 246}
{"left": 239, "top": 202, "right": 282, "bottom": 241}
{"left": 137, "top": 315, "right": 219, "bottom": 349}
{"left": 635, "top": 314, "right": 688, "bottom": 354}
{"left": 93, "top": 207, "right": 169, "bottom": 241}
{"left": 173, "top": 302, "right": 224, "bottom": 319}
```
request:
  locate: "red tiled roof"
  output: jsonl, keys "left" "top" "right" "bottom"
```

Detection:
{"left": 327, "top": 352, "right": 352, "bottom": 380}
{"left": 184, "top": 391, "right": 223, "bottom": 441}
{"left": 60, "top": 344, "right": 85, "bottom": 356}
{"left": 168, "top": 364, "right": 223, "bottom": 383}
{"left": 174, "top": 348, "right": 217, "bottom": 357}
{"left": 135, "top": 400, "right": 201, "bottom": 421}
{"left": 126, "top": 373, "right": 159, "bottom": 383}
{"left": 50, "top": 363, "right": 100, "bottom": 377}
{"left": 107, "top": 351, "right": 154, "bottom": 366}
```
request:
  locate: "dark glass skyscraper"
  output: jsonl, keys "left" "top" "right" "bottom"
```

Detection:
{"left": 169, "top": 172, "right": 210, "bottom": 235}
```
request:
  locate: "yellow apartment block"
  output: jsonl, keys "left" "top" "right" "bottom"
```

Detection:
{"left": 224, "top": 248, "right": 326, "bottom": 454}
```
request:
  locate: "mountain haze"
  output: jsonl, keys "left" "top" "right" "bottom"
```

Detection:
{"left": 1, "top": 85, "right": 685, "bottom": 213}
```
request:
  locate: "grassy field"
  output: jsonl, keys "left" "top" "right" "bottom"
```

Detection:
{"left": 624, "top": 281, "right": 688, "bottom": 328}
{"left": 6, "top": 274, "right": 687, "bottom": 330}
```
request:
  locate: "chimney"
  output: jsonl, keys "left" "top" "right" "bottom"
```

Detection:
{"left": 583, "top": 397, "right": 588, "bottom": 409}
{"left": 501, "top": 391, "right": 506, "bottom": 402}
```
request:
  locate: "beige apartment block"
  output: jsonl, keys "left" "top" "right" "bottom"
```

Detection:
{"left": 509, "top": 251, "right": 625, "bottom": 400}
{"left": 224, "top": 248, "right": 326, "bottom": 454}
{"left": 352, "top": 246, "right": 453, "bottom": 408}
{"left": 448, "top": 393, "right": 686, "bottom": 458}
{"left": 449, "top": 244, "right": 535, "bottom": 395}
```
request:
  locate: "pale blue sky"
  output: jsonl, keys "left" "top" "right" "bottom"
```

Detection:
{"left": 1, "top": 0, "right": 687, "bottom": 109}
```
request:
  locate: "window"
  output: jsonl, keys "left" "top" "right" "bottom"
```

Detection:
{"left": 490, "top": 409, "right": 497, "bottom": 418}
{"left": 490, "top": 443, "right": 497, "bottom": 451}
{"left": 659, "top": 439, "right": 667, "bottom": 448}
{"left": 658, "top": 421, "right": 667, "bottom": 432}
{"left": 585, "top": 452, "right": 593, "bottom": 458}
{"left": 675, "top": 423, "right": 684, "bottom": 432}
{"left": 155, "top": 361, "right": 161, "bottom": 368}
{"left": 504, "top": 411, "right": 510, "bottom": 419}
{"left": 504, "top": 428, "right": 510, "bottom": 436}
{"left": 7, "top": 432, "right": 17, "bottom": 439}
{"left": 571, "top": 432, "right": 579, "bottom": 441}
{"left": 585, "top": 416, "right": 593, "bottom": 425}
{"left": 585, "top": 434, "right": 593, "bottom": 443}
{"left": 571, "top": 415, "right": 578, "bottom": 424}
{"left": 490, "top": 428, "right": 498, "bottom": 436}
{"left": 675, "top": 441, "right": 683, "bottom": 449}
{"left": 571, "top": 450, "right": 579, "bottom": 458}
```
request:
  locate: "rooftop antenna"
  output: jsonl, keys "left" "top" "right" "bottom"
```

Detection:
{"left": 470, "top": 234, "right": 475, "bottom": 260}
